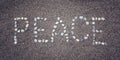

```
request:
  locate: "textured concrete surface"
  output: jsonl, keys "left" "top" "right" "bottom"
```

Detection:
{"left": 0, "top": 0, "right": 120, "bottom": 60}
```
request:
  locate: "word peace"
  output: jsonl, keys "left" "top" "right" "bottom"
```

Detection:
{"left": 14, "top": 16, "right": 107, "bottom": 45}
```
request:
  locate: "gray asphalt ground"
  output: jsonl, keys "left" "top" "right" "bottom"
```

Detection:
{"left": 0, "top": 0, "right": 120, "bottom": 60}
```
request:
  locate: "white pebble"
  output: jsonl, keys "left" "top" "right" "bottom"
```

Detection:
{"left": 45, "top": 40, "right": 48, "bottom": 43}
{"left": 55, "top": 22, "right": 59, "bottom": 24}
{"left": 51, "top": 37, "right": 54, "bottom": 40}
{"left": 74, "top": 16, "right": 78, "bottom": 19}
{"left": 16, "top": 17, "right": 20, "bottom": 20}
{"left": 38, "top": 40, "right": 41, "bottom": 43}
{"left": 14, "top": 21, "right": 17, "bottom": 24}
{"left": 34, "top": 39, "right": 38, "bottom": 42}
{"left": 63, "top": 30, "right": 66, "bottom": 33}
{"left": 66, "top": 40, "right": 69, "bottom": 42}
{"left": 60, "top": 20, "right": 63, "bottom": 23}
{"left": 71, "top": 27, "right": 74, "bottom": 29}
{"left": 72, "top": 23, "right": 75, "bottom": 25}
{"left": 34, "top": 31, "right": 38, "bottom": 34}
{"left": 57, "top": 17, "right": 60, "bottom": 20}
{"left": 101, "top": 17, "right": 105, "bottom": 20}
{"left": 52, "top": 29, "right": 55, "bottom": 32}
{"left": 21, "top": 29, "right": 25, "bottom": 32}
{"left": 37, "top": 29, "right": 40, "bottom": 31}
{"left": 41, "top": 29, "right": 45, "bottom": 31}
{"left": 84, "top": 18, "right": 87, "bottom": 20}
{"left": 44, "top": 18, "right": 47, "bottom": 21}
{"left": 34, "top": 18, "right": 37, "bottom": 21}
{"left": 93, "top": 34, "right": 96, "bottom": 36}
{"left": 79, "top": 16, "right": 83, "bottom": 19}
{"left": 17, "top": 30, "right": 20, "bottom": 33}
{"left": 72, "top": 19, "right": 75, "bottom": 21}
{"left": 52, "top": 33, "right": 54, "bottom": 36}
{"left": 53, "top": 25, "right": 57, "bottom": 28}
{"left": 14, "top": 36, "right": 17, "bottom": 38}
{"left": 14, "top": 28, "right": 18, "bottom": 31}
{"left": 95, "top": 42, "right": 98, "bottom": 45}
{"left": 61, "top": 32, "right": 64, "bottom": 36}
{"left": 24, "top": 18, "right": 27, "bottom": 20}
{"left": 98, "top": 41, "right": 101, "bottom": 44}
{"left": 34, "top": 27, "right": 37, "bottom": 30}
{"left": 101, "top": 42, "right": 104, "bottom": 45}
{"left": 14, "top": 18, "right": 17, "bottom": 20}
{"left": 64, "top": 26, "right": 67, "bottom": 29}
{"left": 14, "top": 42, "right": 17, "bottom": 44}
{"left": 55, "top": 32, "right": 58, "bottom": 35}
{"left": 96, "top": 30, "right": 99, "bottom": 33}
{"left": 92, "top": 22, "right": 95, "bottom": 25}
{"left": 76, "top": 39, "right": 79, "bottom": 42}
{"left": 64, "top": 34, "right": 68, "bottom": 36}
{"left": 34, "top": 23, "right": 37, "bottom": 26}
{"left": 37, "top": 17, "right": 40, "bottom": 19}
{"left": 92, "top": 17, "right": 95, "bottom": 20}
{"left": 84, "top": 36, "right": 88, "bottom": 39}
{"left": 86, "top": 34, "right": 89, "bottom": 37}
{"left": 71, "top": 31, "right": 74, "bottom": 34}
{"left": 98, "top": 18, "right": 101, "bottom": 20}
{"left": 26, "top": 24, "right": 29, "bottom": 27}
{"left": 66, "top": 37, "right": 69, "bottom": 39}
{"left": 72, "top": 36, "right": 76, "bottom": 39}
{"left": 99, "top": 30, "right": 103, "bottom": 32}
{"left": 62, "top": 24, "right": 65, "bottom": 26}
{"left": 86, "top": 21, "right": 89, "bottom": 25}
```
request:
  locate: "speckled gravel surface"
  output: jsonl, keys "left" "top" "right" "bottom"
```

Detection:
{"left": 0, "top": 0, "right": 120, "bottom": 60}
